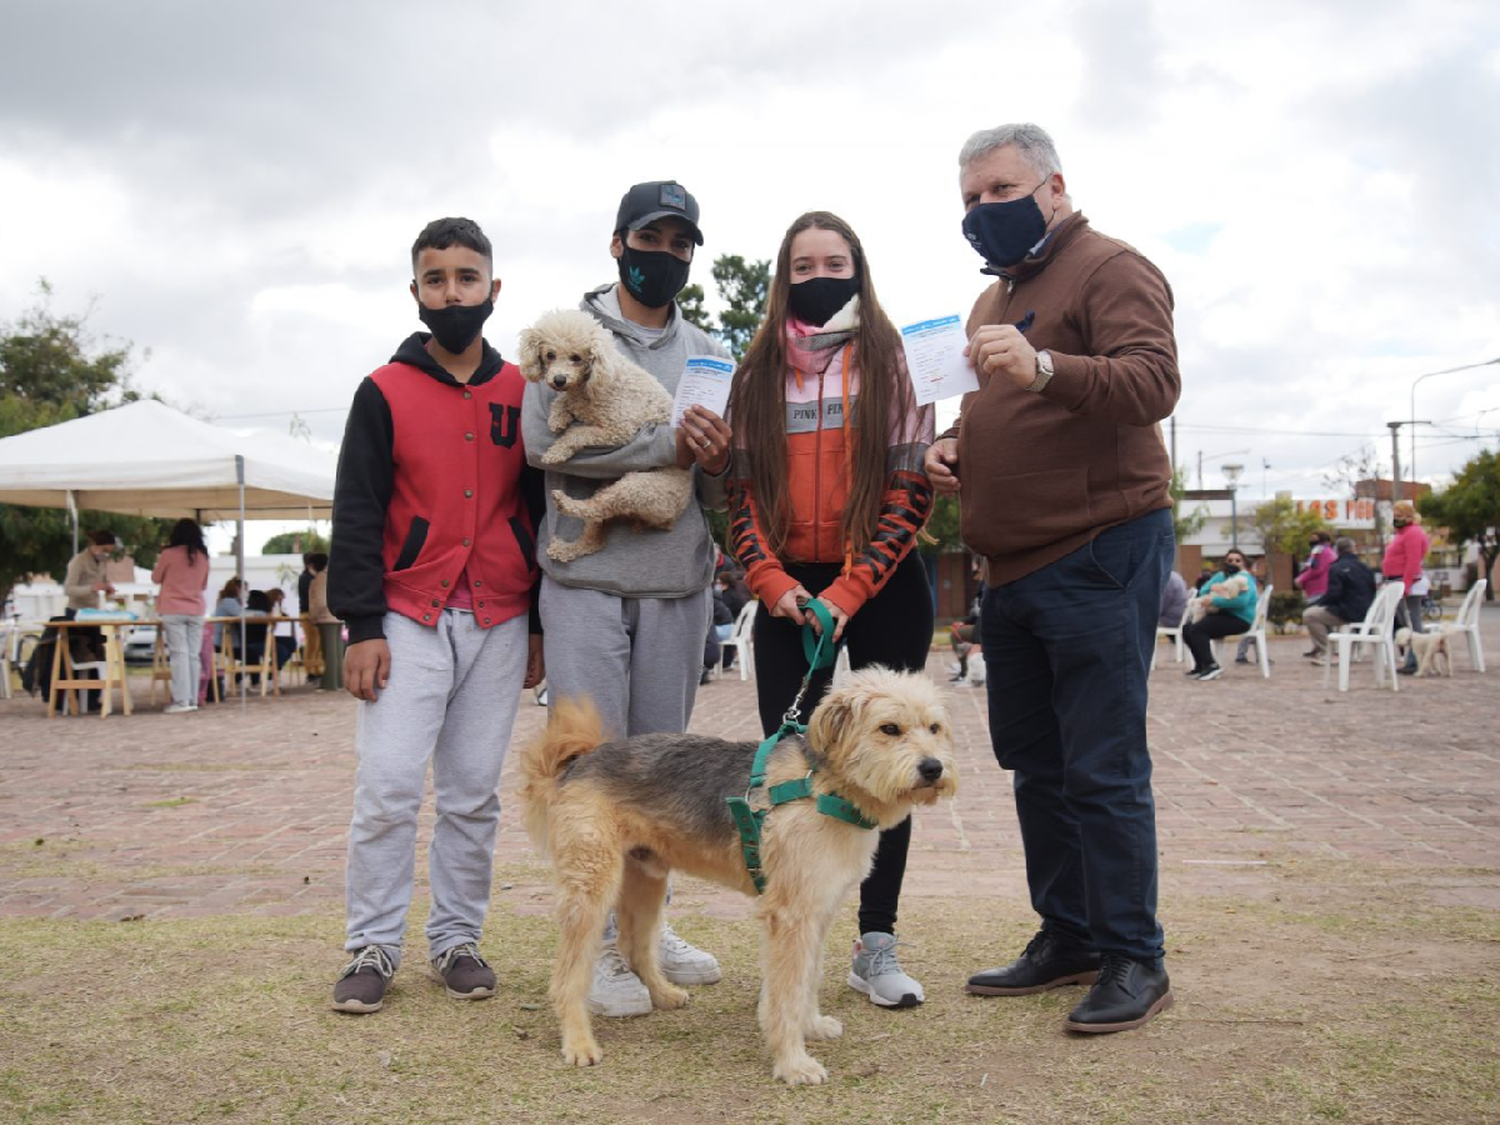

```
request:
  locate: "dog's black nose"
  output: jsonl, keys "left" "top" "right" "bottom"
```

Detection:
{"left": 917, "top": 758, "right": 944, "bottom": 783}
{"left": 551, "top": 375, "right": 568, "bottom": 389}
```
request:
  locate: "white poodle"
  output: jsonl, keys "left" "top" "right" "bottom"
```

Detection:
{"left": 1395, "top": 625, "right": 1453, "bottom": 677}
{"left": 518, "top": 309, "right": 693, "bottom": 563}
{"left": 1189, "top": 572, "right": 1250, "bottom": 623}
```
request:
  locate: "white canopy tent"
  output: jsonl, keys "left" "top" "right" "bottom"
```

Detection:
{"left": 0, "top": 400, "right": 337, "bottom": 577}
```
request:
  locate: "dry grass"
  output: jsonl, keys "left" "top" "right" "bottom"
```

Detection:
{"left": 2, "top": 860, "right": 1497, "bottom": 1125}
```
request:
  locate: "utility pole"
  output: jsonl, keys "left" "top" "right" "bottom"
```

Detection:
{"left": 1388, "top": 422, "right": 1402, "bottom": 504}
{"left": 1170, "top": 417, "right": 1177, "bottom": 474}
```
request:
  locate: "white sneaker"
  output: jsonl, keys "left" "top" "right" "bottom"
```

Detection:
{"left": 659, "top": 922, "right": 722, "bottom": 986}
{"left": 164, "top": 702, "right": 195, "bottom": 714}
{"left": 848, "top": 932, "right": 924, "bottom": 1008}
{"left": 586, "top": 942, "right": 651, "bottom": 1017}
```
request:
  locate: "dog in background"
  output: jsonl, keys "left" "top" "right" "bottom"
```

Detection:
{"left": 1395, "top": 626, "right": 1452, "bottom": 677}
{"left": 1189, "top": 572, "right": 1250, "bottom": 623}
{"left": 518, "top": 666, "right": 959, "bottom": 1086}
{"left": 517, "top": 309, "right": 693, "bottom": 562}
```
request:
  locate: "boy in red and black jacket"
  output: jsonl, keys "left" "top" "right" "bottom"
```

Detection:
{"left": 328, "top": 217, "right": 544, "bottom": 1015}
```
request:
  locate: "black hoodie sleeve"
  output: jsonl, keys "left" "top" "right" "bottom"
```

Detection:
{"left": 521, "top": 463, "right": 545, "bottom": 635}
{"left": 329, "top": 377, "right": 394, "bottom": 644}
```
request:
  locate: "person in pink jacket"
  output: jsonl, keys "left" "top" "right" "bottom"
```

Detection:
{"left": 151, "top": 519, "right": 211, "bottom": 712}
{"left": 1295, "top": 533, "right": 1334, "bottom": 600}
{"left": 1381, "top": 500, "right": 1431, "bottom": 674}
{"left": 1294, "top": 532, "right": 1335, "bottom": 656}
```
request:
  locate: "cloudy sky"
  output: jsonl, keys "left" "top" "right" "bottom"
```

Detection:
{"left": 3, "top": 0, "right": 1497, "bottom": 551}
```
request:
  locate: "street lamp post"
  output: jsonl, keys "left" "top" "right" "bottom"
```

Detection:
{"left": 1197, "top": 447, "right": 1250, "bottom": 490}
{"left": 1408, "top": 357, "right": 1500, "bottom": 494}
{"left": 1222, "top": 462, "right": 1244, "bottom": 551}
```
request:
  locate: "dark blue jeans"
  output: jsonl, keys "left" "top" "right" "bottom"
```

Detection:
{"left": 980, "top": 508, "right": 1173, "bottom": 965}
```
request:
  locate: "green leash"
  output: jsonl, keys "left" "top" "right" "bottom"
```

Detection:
{"left": 726, "top": 600, "right": 878, "bottom": 894}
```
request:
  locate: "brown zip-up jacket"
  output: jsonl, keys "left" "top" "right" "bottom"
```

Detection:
{"left": 941, "top": 213, "right": 1179, "bottom": 585}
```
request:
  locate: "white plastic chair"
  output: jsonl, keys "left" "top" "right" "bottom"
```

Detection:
{"left": 0, "top": 623, "right": 15, "bottom": 699}
{"left": 1210, "top": 584, "right": 1274, "bottom": 678}
{"left": 1152, "top": 587, "right": 1196, "bottom": 670}
{"left": 1324, "top": 582, "right": 1405, "bottom": 693}
{"left": 1448, "top": 579, "right": 1488, "bottom": 673}
{"left": 717, "top": 600, "right": 757, "bottom": 681}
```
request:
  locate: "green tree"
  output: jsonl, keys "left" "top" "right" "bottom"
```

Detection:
{"left": 1420, "top": 449, "right": 1499, "bottom": 601}
{"left": 1249, "top": 495, "right": 1330, "bottom": 583}
{"left": 678, "top": 256, "right": 772, "bottom": 363}
{"left": 676, "top": 283, "right": 712, "bottom": 335}
{"left": 1170, "top": 465, "right": 1207, "bottom": 543}
{"left": 677, "top": 257, "right": 771, "bottom": 552}
{"left": 711, "top": 255, "right": 771, "bottom": 361}
{"left": 260, "top": 528, "right": 329, "bottom": 555}
{"left": 918, "top": 492, "right": 964, "bottom": 554}
{"left": 0, "top": 282, "right": 171, "bottom": 605}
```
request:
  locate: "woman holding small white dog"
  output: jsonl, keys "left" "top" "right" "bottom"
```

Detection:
{"left": 726, "top": 211, "right": 936, "bottom": 1009}
{"left": 1181, "top": 549, "right": 1257, "bottom": 680}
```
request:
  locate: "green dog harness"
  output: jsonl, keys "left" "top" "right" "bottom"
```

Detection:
{"left": 726, "top": 600, "right": 878, "bottom": 894}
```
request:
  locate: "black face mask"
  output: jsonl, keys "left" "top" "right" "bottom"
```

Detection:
{"left": 787, "top": 275, "right": 859, "bottom": 328}
{"left": 961, "top": 182, "right": 1051, "bottom": 272}
{"left": 1223, "top": 563, "right": 1242, "bottom": 575}
{"left": 617, "top": 245, "right": 691, "bottom": 309}
{"left": 418, "top": 297, "right": 493, "bottom": 354}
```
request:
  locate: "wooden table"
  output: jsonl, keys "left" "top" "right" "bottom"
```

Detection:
{"left": 205, "top": 615, "right": 302, "bottom": 699}
{"left": 46, "top": 617, "right": 135, "bottom": 718}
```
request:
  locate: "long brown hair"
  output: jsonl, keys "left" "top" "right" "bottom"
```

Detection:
{"left": 727, "top": 211, "right": 913, "bottom": 559}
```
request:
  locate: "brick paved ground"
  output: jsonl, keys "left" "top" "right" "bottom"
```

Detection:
{"left": 2, "top": 607, "right": 1497, "bottom": 922}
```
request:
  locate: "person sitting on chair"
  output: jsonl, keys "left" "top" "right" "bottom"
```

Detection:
{"left": 1301, "top": 538, "right": 1375, "bottom": 665}
{"left": 1182, "top": 549, "right": 1257, "bottom": 681}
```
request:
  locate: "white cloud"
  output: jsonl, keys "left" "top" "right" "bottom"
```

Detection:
{"left": 2, "top": 0, "right": 1497, "bottom": 551}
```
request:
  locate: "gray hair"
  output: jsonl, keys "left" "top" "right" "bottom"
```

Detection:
{"left": 1335, "top": 536, "right": 1357, "bottom": 554}
{"left": 958, "top": 123, "right": 1063, "bottom": 178}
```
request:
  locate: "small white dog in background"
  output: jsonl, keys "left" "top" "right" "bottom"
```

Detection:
{"left": 518, "top": 309, "right": 693, "bottom": 563}
{"left": 1395, "top": 626, "right": 1453, "bottom": 677}
{"left": 1189, "top": 572, "right": 1250, "bottom": 623}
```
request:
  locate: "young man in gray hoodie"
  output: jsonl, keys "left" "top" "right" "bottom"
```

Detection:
{"left": 522, "top": 180, "right": 733, "bottom": 1017}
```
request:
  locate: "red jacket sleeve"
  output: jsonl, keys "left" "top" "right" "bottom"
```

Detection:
{"left": 726, "top": 478, "right": 800, "bottom": 609}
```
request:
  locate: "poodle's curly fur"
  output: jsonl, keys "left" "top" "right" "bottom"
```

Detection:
{"left": 518, "top": 309, "right": 693, "bottom": 562}
{"left": 1396, "top": 625, "right": 1453, "bottom": 676}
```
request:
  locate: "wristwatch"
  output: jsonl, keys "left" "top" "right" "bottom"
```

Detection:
{"left": 1026, "top": 349, "right": 1055, "bottom": 393}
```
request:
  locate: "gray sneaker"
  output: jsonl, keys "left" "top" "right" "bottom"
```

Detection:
{"left": 429, "top": 941, "right": 495, "bottom": 1000}
{"left": 848, "top": 932, "right": 924, "bottom": 1008}
{"left": 586, "top": 942, "right": 652, "bottom": 1017}
{"left": 332, "top": 945, "right": 394, "bottom": 1013}
{"left": 659, "top": 922, "right": 721, "bottom": 986}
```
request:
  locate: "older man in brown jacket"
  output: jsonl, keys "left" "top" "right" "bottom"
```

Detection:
{"left": 925, "top": 123, "right": 1180, "bottom": 1034}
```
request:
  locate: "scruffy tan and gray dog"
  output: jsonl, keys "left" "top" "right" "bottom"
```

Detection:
{"left": 519, "top": 666, "right": 959, "bottom": 1086}
{"left": 517, "top": 308, "right": 693, "bottom": 562}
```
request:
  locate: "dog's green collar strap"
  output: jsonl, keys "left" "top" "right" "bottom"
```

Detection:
{"left": 728, "top": 606, "right": 876, "bottom": 895}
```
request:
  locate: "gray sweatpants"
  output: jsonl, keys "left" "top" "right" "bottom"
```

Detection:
{"left": 539, "top": 575, "right": 711, "bottom": 739}
{"left": 344, "top": 610, "right": 527, "bottom": 969}
{"left": 160, "top": 614, "right": 204, "bottom": 708}
{"left": 541, "top": 577, "right": 711, "bottom": 943}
